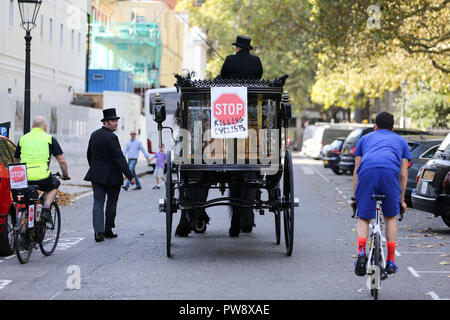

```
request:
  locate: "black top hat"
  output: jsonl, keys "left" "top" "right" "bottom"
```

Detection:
{"left": 101, "top": 108, "right": 120, "bottom": 122}
{"left": 232, "top": 35, "right": 253, "bottom": 51}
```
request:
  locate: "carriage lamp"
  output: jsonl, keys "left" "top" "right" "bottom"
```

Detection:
{"left": 153, "top": 93, "right": 166, "bottom": 123}
{"left": 18, "top": 0, "right": 43, "bottom": 134}
{"left": 281, "top": 91, "right": 292, "bottom": 121}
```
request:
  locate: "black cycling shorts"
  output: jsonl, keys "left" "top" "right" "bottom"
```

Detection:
{"left": 29, "top": 175, "right": 60, "bottom": 192}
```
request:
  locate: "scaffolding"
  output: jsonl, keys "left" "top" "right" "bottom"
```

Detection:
{"left": 90, "top": 22, "right": 162, "bottom": 89}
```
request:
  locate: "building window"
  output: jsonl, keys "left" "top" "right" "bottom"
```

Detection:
{"left": 78, "top": 32, "right": 81, "bottom": 53}
{"left": 40, "top": 15, "right": 44, "bottom": 39}
{"left": 49, "top": 18, "right": 53, "bottom": 42}
{"left": 60, "top": 24, "right": 64, "bottom": 47}
{"left": 71, "top": 29, "right": 74, "bottom": 51}
{"left": 9, "top": 0, "right": 14, "bottom": 27}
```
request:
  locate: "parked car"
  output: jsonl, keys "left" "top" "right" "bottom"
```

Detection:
{"left": 0, "top": 135, "right": 16, "bottom": 255}
{"left": 302, "top": 123, "right": 360, "bottom": 159}
{"left": 322, "top": 137, "right": 345, "bottom": 174}
{"left": 338, "top": 127, "right": 430, "bottom": 175}
{"left": 405, "top": 135, "right": 445, "bottom": 205}
{"left": 412, "top": 133, "right": 450, "bottom": 227}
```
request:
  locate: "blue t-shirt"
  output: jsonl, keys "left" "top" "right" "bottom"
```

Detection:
{"left": 354, "top": 129, "right": 411, "bottom": 176}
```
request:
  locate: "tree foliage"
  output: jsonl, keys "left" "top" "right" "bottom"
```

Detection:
{"left": 176, "top": 0, "right": 449, "bottom": 127}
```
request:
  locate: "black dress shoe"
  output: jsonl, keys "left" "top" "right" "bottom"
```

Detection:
{"left": 95, "top": 232, "right": 105, "bottom": 242}
{"left": 132, "top": 186, "right": 142, "bottom": 190}
{"left": 122, "top": 186, "right": 129, "bottom": 191}
{"left": 104, "top": 230, "right": 118, "bottom": 239}
{"left": 229, "top": 228, "right": 240, "bottom": 237}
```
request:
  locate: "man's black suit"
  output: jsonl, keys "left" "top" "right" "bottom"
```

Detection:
{"left": 220, "top": 50, "right": 263, "bottom": 79}
{"left": 84, "top": 126, "right": 133, "bottom": 234}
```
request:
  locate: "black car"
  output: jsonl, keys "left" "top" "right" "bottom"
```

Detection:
{"left": 412, "top": 133, "right": 450, "bottom": 227}
{"left": 338, "top": 127, "right": 430, "bottom": 175}
{"left": 322, "top": 137, "right": 345, "bottom": 174}
{"left": 405, "top": 135, "right": 445, "bottom": 204}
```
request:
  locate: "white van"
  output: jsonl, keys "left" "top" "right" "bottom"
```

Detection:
{"left": 144, "top": 87, "right": 180, "bottom": 169}
{"left": 302, "top": 123, "right": 371, "bottom": 159}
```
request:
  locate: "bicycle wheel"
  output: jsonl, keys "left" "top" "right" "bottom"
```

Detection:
{"left": 165, "top": 151, "right": 173, "bottom": 257}
{"left": 371, "top": 233, "right": 381, "bottom": 300}
{"left": 39, "top": 201, "right": 61, "bottom": 256}
{"left": 283, "top": 148, "right": 294, "bottom": 256}
{"left": 15, "top": 211, "right": 33, "bottom": 264}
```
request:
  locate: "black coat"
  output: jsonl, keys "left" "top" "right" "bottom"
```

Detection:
{"left": 219, "top": 50, "right": 263, "bottom": 80}
{"left": 84, "top": 126, "right": 133, "bottom": 186}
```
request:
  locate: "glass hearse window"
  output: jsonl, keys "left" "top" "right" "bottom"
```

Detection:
{"left": 150, "top": 92, "right": 178, "bottom": 114}
{"left": 185, "top": 92, "right": 278, "bottom": 162}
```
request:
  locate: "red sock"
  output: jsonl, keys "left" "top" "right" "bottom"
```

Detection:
{"left": 387, "top": 241, "right": 396, "bottom": 262}
{"left": 357, "top": 237, "right": 367, "bottom": 254}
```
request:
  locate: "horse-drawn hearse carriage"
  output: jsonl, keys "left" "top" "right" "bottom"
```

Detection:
{"left": 153, "top": 74, "right": 299, "bottom": 257}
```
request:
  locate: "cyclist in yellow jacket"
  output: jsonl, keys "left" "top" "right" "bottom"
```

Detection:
{"left": 13, "top": 116, "right": 70, "bottom": 222}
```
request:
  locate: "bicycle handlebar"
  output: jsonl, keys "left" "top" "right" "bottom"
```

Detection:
{"left": 54, "top": 172, "right": 71, "bottom": 181}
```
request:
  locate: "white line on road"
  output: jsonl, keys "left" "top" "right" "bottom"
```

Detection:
{"left": 408, "top": 266, "right": 421, "bottom": 278}
{"left": 0, "top": 280, "right": 12, "bottom": 290}
{"left": 395, "top": 250, "right": 401, "bottom": 257}
{"left": 416, "top": 271, "right": 450, "bottom": 274}
{"left": 309, "top": 166, "right": 331, "bottom": 182}
{"left": 397, "top": 252, "right": 445, "bottom": 254}
{"left": 72, "top": 191, "right": 93, "bottom": 202}
{"left": 49, "top": 291, "right": 62, "bottom": 300}
{"left": 301, "top": 166, "right": 314, "bottom": 175}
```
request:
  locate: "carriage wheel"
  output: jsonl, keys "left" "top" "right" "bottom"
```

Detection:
{"left": 165, "top": 151, "right": 174, "bottom": 257}
{"left": 274, "top": 209, "right": 281, "bottom": 245}
{"left": 283, "top": 148, "right": 294, "bottom": 256}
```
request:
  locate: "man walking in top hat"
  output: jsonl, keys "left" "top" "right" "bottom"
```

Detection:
{"left": 84, "top": 108, "right": 135, "bottom": 242}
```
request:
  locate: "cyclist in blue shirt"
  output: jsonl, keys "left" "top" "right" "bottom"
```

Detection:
{"left": 350, "top": 112, "right": 410, "bottom": 276}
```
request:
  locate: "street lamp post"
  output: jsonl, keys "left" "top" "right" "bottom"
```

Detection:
{"left": 17, "top": 0, "right": 42, "bottom": 134}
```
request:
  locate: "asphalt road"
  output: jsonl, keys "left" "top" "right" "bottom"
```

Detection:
{"left": 0, "top": 152, "right": 449, "bottom": 300}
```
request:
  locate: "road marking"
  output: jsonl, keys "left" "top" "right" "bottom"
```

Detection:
{"left": 49, "top": 291, "right": 63, "bottom": 300}
{"left": 408, "top": 266, "right": 421, "bottom": 278}
{"left": 309, "top": 166, "right": 331, "bottom": 182}
{"left": 72, "top": 191, "right": 93, "bottom": 202}
{"left": 55, "top": 237, "right": 85, "bottom": 251}
{"left": 0, "top": 280, "right": 12, "bottom": 290}
{"left": 397, "top": 251, "right": 445, "bottom": 254}
{"left": 301, "top": 166, "right": 314, "bottom": 175}
{"left": 426, "top": 291, "right": 450, "bottom": 300}
{"left": 395, "top": 250, "right": 401, "bottom": 257}
{"left": 416, "top": 271, "right": 450, "bottom": 274}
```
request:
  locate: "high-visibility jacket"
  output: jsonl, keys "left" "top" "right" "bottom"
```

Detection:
{"left": 18, "top": 128, "right": 52, "bottom": 181}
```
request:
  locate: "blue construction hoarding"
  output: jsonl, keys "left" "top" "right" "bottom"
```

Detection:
{"left": 88, "top": 69, "right": 134, "bottom": 93}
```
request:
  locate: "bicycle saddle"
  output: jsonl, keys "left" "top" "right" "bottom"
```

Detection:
{"left": 371, "top": 194, "right": 386, "bottom": 200}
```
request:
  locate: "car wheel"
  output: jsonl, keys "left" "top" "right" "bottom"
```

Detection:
{"left": 0, "top": 210, "right": 14, "bottom": 256}
{"left": 442, "top": 216, "right": 450, "bottom": 228}
{"left": 332, "top": 168, "right": 343, "bottom": 175}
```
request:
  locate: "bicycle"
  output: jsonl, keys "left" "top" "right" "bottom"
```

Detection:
{"left": 352, "top": 194, "right": 404, "bottom": 300}
{"left": 12, "top": 173, "right": 66, "bottom": 264}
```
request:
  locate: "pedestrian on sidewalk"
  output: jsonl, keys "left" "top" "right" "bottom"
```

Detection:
{"left": 149, "top": 144, "right": 167, "bottom": 189}
{"left": 122, "top": 130, "right": 151, "bottom": 191}
{"left": 84, "top": 108, "right": 135, "bottom": 242}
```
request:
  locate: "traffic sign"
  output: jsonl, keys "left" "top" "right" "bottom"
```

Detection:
{"left": 211, "top": 87, "right": 248, "bottom": 139}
